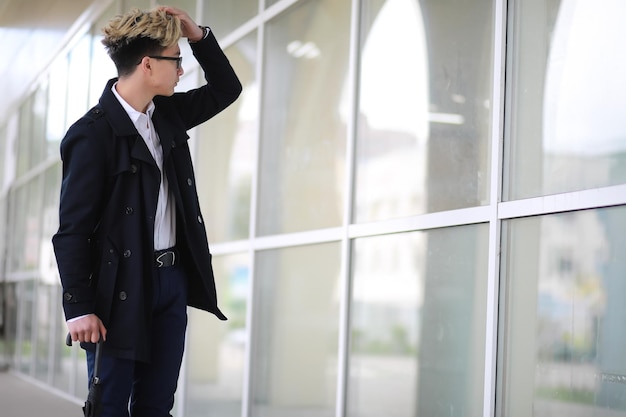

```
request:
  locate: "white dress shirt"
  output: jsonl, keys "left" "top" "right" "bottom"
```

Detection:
{"left": 112, "top": 83, "right": 176, "bottom": 251}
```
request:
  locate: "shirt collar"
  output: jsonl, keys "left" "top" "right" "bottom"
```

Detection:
{"left": 111, "top": 82, "right": 155, "bottom": 125}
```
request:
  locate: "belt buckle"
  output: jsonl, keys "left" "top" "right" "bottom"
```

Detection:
{"left": 155, "top": 251, "right": 175, "bottom": 267}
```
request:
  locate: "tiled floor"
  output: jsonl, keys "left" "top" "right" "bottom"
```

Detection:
{"left": 0, "top": 371, "right": 80, "bottom": 417}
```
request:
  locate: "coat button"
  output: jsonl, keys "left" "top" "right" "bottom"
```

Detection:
{"left": 63, "top": 292, "right": 73, "bottom": 301}
{"left": 187, "top": 178, "right": 192, "bottom": 186}
{"left": 125, "top": 206, "right": 134, "bottom": 215}
{"left": 197, "top": 215, "right": 203, "bottom": 224}
{"left": 123, "top": 249, "right": 131, "bottom": 258}
{"left": 130, "top": 164, "right": 138, "bottom": 174}
{"left": 119, "top": 291, "right": 127, "bottom": 301}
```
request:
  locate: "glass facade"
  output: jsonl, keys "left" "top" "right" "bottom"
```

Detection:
{"left": 257, "top": 0, "right": 351, "bottom": 235}
{"left": 355, "top": 0, "right": 493, "bottom": 222}
{"left": 349, "top": 225, "right": 488, "bottom": 417}
{"left": 500, "top": 206, "right": 626, "bottom": 415}
{"left": 251, "top": 243, "right": 341, "bottom": 417}
{"left": 0, "top": 0, "right": 624, "bottom": 417}
{"left": 504, "top": 0, "right": 626, "bottom": 200}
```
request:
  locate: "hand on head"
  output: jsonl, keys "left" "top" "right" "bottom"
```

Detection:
{"left": 159, "top": 6, "right": 204, "bottom": 41}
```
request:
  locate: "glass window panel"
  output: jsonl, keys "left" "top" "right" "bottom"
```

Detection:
{"left": 89, "top": 6, "right": 117, "bottom": 106}
{"left": 348, "top": 225, "right": 489, "bottom": 417}
{"left": 197, "top": 32, "right": 257, "bottom": 243}
{"left": 66, "top": 34, "right": 91, "bottom": 130}
{"left": 186, "top": 253, "right": 250, "bottom": 417}
{"left": 34, "top": 283, "right": 54, "bottom": 382}
{"left": 25, "top": 178, "right": 44, "bottom": 271}
{"left": 0, "top": 197, "right": 6, "bottom": 365}
{"left": 17, "top": 83, "right": 48, "bottom": 176}
{"left": 46, "top": 56, "right": 69, "bottom": 144}
{"left": 500, "top": 206, "right": 626, "bottom": 415}
{"left": 17, "top": 96, "right": 33, "bottom": 177}
{"left": 42, "top": 163, "right": 61, "bottom": 262}
{"left": 52, "top": 285, "right": 73, "bottom": 393}
{"left": 33, "top": 82, "right": 50, "bottom": 163}
{"left": 505, "top": 0, "right": 626, "bottom": 200}
{"left": 40, "top": 163, "right": 63, "bottom": 385}
{"left": 169, "top": 0, "right": 196, "bottom": 16}
{"left": 124, "top": 0, "right": 151, "bottom": 10}
{"left": 0, "top": 282, "right": 18, "bottom": 367}
{"left": 7, "top": 178, "right": 43, "bottom": 272}
{"left": 6, "top": 187, "right": 24, "bottom": 272}
{"left": 354, "top": 0, "right": 494, "bottom": 223}
{"left": 0, "top": 125, "right": 6, "bottom": 187}
{"left": 16, "top": 280, "right": 35, "bottom": 374}
{"left": 251, "top": 242, "right": 341, "bottom": 417}
{"left": 257, "top": 0, "right": 351, "bottom": 235}
{"left": 202, "top": 0, "right": 258, "bottom": 37}
{"left": 17, "top": 85, "right": 49, "bottom": 174}
{"left": 74, "top": 348, "right": 89, "bottom": 399}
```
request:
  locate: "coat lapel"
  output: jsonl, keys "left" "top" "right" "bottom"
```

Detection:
{"left": 99, "top": 79, "right": 158, "bottom": 169}
{"left": 152, "top": 107, "right": 187, "bottom": 162}
{"left": 152, "top": 107, "right": 185, "bottom": 212}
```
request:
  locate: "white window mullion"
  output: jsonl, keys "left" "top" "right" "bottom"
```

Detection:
{"left": 484, "top": 0, "right": 508, "bottom": 415}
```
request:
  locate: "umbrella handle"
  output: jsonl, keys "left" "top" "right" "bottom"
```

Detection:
{"left": 93, "top": 338, "right": 103, "bottom": 382}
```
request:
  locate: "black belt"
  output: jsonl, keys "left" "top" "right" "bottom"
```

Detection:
{"left": 154, "top": 247, "right": 177, "bottom": 268}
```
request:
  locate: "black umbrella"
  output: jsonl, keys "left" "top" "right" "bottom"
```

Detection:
{"left": 66, "top": 333, "right": 103, "bottom": 417}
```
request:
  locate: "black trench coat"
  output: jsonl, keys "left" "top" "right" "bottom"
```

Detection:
{"left": 52, "top": 31, "right": 242, "bottom": 361}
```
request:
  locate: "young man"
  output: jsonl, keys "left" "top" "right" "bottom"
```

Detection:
{"left": 52, "top": 6, "right": 241, "bottom": 416}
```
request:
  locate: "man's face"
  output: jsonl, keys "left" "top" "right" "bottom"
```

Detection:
{"left": 148, "top": 44, "right": 183, "bottom": 96}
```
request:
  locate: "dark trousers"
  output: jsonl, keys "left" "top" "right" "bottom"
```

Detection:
{"left": 86, "top": 264, "right": 188, "bottom": 417}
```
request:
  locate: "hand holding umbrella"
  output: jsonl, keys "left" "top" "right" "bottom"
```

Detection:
{"left": 66, "top": 333, "right": 104, "bottom": 417}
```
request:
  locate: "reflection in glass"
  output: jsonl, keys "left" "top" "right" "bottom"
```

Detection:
{"left": 257, "top": 0, "right": 351, "bottom": 235}
{"left": 197, "top": 32, "right": 257, "bottom": 243}
{"left": 354, "top": 0, "right": 494, "bottom": 222}
{"left": 506, "top": 0, "right": 626, "bottom": 199}
{"left": 349, "top": 225, "right": 488, "bottom": 417}
{"left": 500, "top": 206, "right": 626, "bottom": 415}
{"left": 186, "top": 253, "right": 249, "bottom": 417}
{"left": 251, "top": 243, "right": 341, "bottom": 417}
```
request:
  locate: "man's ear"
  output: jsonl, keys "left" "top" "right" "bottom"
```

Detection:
{"left": 139, "top": 56, "right": 151, "bottom": 73}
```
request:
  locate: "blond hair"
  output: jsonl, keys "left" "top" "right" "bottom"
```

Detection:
{"left": 102, "top": 7, "right": 182, "bottom": 53}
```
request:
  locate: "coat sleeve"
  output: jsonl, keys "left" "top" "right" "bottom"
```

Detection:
{"left": 165, "top": 28, "right": 242, "bottom": 129}
{"left": 52, "top": 117, "right": 108, "bottom": 320}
